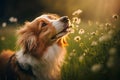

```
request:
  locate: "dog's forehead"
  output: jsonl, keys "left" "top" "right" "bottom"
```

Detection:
{"left": 39, "top": 15, "right": 50, "bottom": 20}
{"left": 38, "top": 14, "right": 59, "bottom": 21}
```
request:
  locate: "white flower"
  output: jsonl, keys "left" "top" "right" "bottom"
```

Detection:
{"left": 109, "top": 48, "right": 117, "bottom": 56}
{"left": 79, "top": 55, "right": 84, "bottom": 62}
{"left": 88, "top": 20, "right": 92, "bottom": 26}
{"left": 72, "top": 17, "right": 81, "bottom": 24}
{"left": 76, "top": 18, "right": 81, "bottom": 24}
{"left": 74, "top": 36, "right": 81, "bottom": 42}
{"left": 72, "top": 9, "right": 82, "bottom": 15}
{"left": 91, "top": 64, "right": 102, "bottom": 72}
{"left": 9, "top": 17, "right": 18, "bottom": 22}
{"left": 78, "top": 29, "right": 85, "bottom": 34}
{"left": 84, "top": 48, "right": 89, "bottom": 53}
{"left": 79, "top": 43, "right": 84, "bottom": 47}
{"left": 67, "top": 28, "right": 75, "bottom": 33}
{"left": 91, "top": 41, "right": 98, "bottom": 46}
{"left": 105, "top": 23, "right": 111, "bottom": 27}
{"left": 95, "top": 21, "right": 99, "bottom": 25}
{"left": 68, "top": 56, "right": 71, "bottom": 60}
{"left": 108, "top": 30, "right": 114, "bottom": 35}
{"left": 1, "top": 36, "right": 5, "bottom": 40}
{"left": 2, "top": 22, "right": 7, "bottom": 27}
{"left": 69, "top": 52, "right": 76, "bottom": 56}
{"left": 112, "top": 14, "right": 119, "bottom": 20}
{"left": 90, "top": 32, "right": 96, "bottom": 35}
{"left": 83, "top": 53, "right": 86, "bottom": 56}
{"left": 72, "top": 49, "right": 76, "bottom": 53}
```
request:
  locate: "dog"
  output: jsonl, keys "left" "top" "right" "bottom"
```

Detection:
{"left": 0, "top": 14, "right": 70, "bottom": 80}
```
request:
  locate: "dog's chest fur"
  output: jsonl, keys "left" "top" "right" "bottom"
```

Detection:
{"left": 16, "top": 43, "right": 66, "bottom": 80}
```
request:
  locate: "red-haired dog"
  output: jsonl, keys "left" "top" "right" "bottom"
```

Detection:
{"left": 0, "top": 14, "right": 70, "bottom": 80}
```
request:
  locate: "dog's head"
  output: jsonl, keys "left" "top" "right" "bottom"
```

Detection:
{"left": 17, "top": 14, "right": 70, "bottom": 58}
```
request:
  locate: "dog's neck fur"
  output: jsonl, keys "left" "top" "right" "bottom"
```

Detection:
{"left": 16, "top": 43, "right": 66, "bottom": 80}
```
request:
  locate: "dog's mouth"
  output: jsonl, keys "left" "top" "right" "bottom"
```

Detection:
{"left": 51, "top": 23, "right": 69, "bottom": 40}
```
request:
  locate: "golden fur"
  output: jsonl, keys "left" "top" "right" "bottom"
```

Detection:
{"left": 0, "top": 14, "right": 69, "bottom": 80}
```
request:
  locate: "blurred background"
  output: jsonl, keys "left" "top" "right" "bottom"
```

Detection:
{"left": 0, "top": 0, "right": 120, "bottom": 80}
{"left": 0, "top": 0, "right": 120, "bottom": 22}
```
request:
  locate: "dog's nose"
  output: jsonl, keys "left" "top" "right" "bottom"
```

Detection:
{"left": 60, "top": 16, "right": 69, "bottom": 23}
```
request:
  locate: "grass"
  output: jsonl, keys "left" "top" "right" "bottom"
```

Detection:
{"left": 0, "top": 25, "right": 17, "bottom": 52}
{"left": 61, "top": 14, "right": 120, "bottom": 80}
{"left": 0, "top": 12, "right": 120, "bottom": 80}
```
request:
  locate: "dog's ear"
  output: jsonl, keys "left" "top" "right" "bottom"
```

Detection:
{"left": 17, "top": 22, "right": 37, "bottom": 53}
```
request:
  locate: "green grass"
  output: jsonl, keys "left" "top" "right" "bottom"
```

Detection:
{"left": 61, "top": 17, "right": 120, "bottom": 80}
{"left": 0, "top": 16, "right": 120, "bottom": 80}
{"left": 0, "top": 25, "right": 17, "bottom": 52}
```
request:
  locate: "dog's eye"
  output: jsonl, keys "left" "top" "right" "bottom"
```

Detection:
{"left": 41, "top": 22, "right": 47, "bottom": 27}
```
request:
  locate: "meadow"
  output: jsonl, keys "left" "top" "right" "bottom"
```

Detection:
{"left": 0, "top": 10, "right": 120, "bottom": 80}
